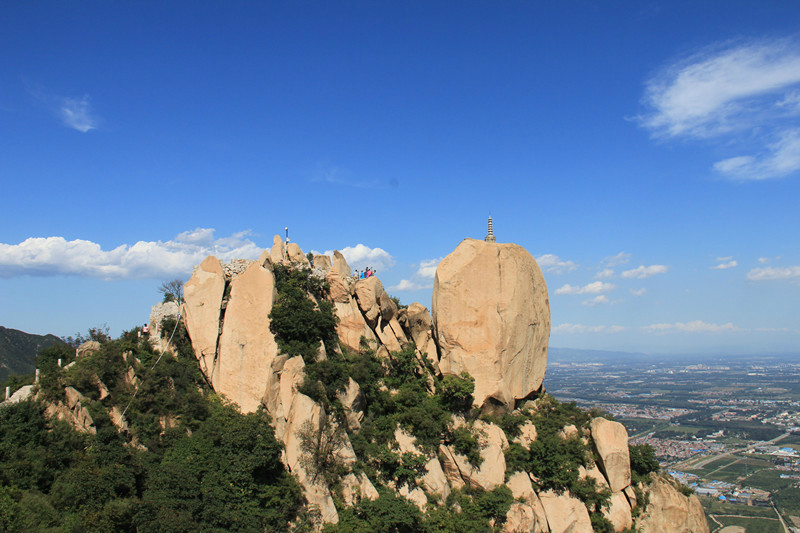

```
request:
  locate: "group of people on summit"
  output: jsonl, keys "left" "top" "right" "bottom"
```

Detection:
{"left": 354, "top": 267, "right": 376, "bottom": 279}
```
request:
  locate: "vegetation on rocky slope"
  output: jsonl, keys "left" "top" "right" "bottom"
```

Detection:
{"left": 0, "top": 326, "right": 303, "bottom": 532}
{"left": 0, "top": 264, "right": 672, "bottom": 532}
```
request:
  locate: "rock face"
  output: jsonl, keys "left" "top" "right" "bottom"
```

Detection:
{"left": 352, "top": 276, "right": 408, "bottom": 352}
{"left": 269, "top": 234, "right": 286, "bottom": 264}
{"left": 589, "top": 417, "right": 631, "bottom": 492}
{"left": 43, "top": 386, "right": 96, "bottom": 434}
{"left": 439, "top": 420, "right": 508, "bottom": 491}
{"left": 538, "top": 490, "right": 593, "bottom": 533}
{"left": 183, "top": 256, "right": 226, "bottom": 377}
{"left": 286, "top": 242, "right": 309, "bottom": 265}
{"left": 172, "top": 237, "right": 693, "bottom": 531}
{"left": 76, "top": 341, "right": 101, "bottom": 359}
{"left": 604, "top": 490, "right": 633, "bottom": 532}
{"left": 399, "top": 302, "right": 439, "bottom": 361}
{"left": 432, "top": 238, "right": 550, "bottom": 410}
{"left": 215, "top": 262, "right": 279, "bottom": 413}
{"left": 637, "top": 478, "right": 710, "bottom": 533}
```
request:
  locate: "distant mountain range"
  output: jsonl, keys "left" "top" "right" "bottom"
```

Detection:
{"left": 0, "top": 326, "right": 64, "bottom": 381}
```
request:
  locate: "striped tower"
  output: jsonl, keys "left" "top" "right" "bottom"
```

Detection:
{"left": 485, "top": 216, "right": 496, "bottom": 243}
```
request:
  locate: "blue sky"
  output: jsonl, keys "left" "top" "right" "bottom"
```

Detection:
{"left": 1, "top": 1, "right": 799, "bottom": 355}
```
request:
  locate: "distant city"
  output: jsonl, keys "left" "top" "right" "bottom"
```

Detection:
{"left": 545, "top": 350, "right": 800, "bottom": 533}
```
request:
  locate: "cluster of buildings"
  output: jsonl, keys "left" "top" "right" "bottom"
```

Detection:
{"left": 593, "top": 402, "right": 694, "bottom": 420}
{"left": 630, "top": 435, "right": 725, "bottom": 461}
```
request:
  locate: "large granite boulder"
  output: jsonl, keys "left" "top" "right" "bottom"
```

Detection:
{"left": 604, "top": 490, "right": 633, "bottom": 532}
{"left": 589, "top": 417, "right": 631, "bottom": 492}
{"left": 504, "top": 471, "right": 548, "bottom": 533}
{"left": 76, "top": 340, "right": 101, "bottom": 359}
{"left": 325, "top": 253, "right": 378, "bottom": 351}
{"left": 183, "top": 255, "right": 226, "bottom": 377}
{"left": 353, "top": 276, "right": 407, "bottom": 352}
{"left": 438, "top": 419, "right": 507, "bottom": 491}
{"left": 637, "top": 477, "right": 709, "bottom": 533}
{"left": 399, "top": 302, "right": 439, "bottom": 361}
{"left": 269, "top": 235, "right": 286, "bottom": 264}
{"left": 44, "top": 386, "right": 96, "bottom": 434}
{"left": 215, "top": 262, "right": 279, "bottom": 413}
{"left": 432, "top": 238, "right": 550, "bottom": 410}
{"left": 538, "top": 490, "right": 593, "bottom": 533}
{"left": 287, "top": 242, "right": 309, "bottom": 265}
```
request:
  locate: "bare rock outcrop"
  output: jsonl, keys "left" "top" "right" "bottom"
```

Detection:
{"left": 399, "top": 302, "right": 439, "bottom": 362}
{"left": 589, "top": 417, "right": 631, "bottom": 492}
{"left": 44, "top": 386, "right": 96, "bottom": 434}
{"left": 282, "top": 392, "right": 339, "bottom": 524}
{"left": 325, "top": 253, "right": 378, "bottom": 351}
{"left": 421, "top": 457, "right": 450, "bottom": 502}
{"left": 337, "top": 377, "right": 365, "bottom": 431}
{"left": 505, "top": 471, "right": 548, "bottom": 533}
{"left": 313, "top": 254, "right": 332, "bottom": 271}
{"left": 637, "top": 477, "right": 709, "bottom": 533}
{"left": 353, "top": 276, "right": 408, "bottom": 352}
{"left": 76, "top": 340, "right": 101, "bottom": 359}
{"left": 269, "top": 234, "right": 286, "bottom": 264}
{"left": 183, "top": 255, "right": 225, "bottom": 377}
{"left": 514, "top": 420, "right": 538, "bottom": 449}
{"left": 604, "top": 490, "right": 633, "bottom": 532}
{"left": 438, "top": 420, "right": 507, "bottom": 491}
{"left": 538, "top": 490, "right": 593, "bottom": 533}
{"left": 215, "top": 262, "right": 278, "bottom": 414}
{"left": 287, "top": 242, "right": 309, "bottom": 265}
{"left": 432, "top": 238, "right": 549, "bottom": 411}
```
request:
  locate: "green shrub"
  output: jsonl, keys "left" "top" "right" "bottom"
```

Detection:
{"left": 450, "top": 426, "right": 483, "bottom": 468}
{"left": 438, "top": 372, "right": 475, "bottom": 413}
{"left": 269, "top": 264, "right": 337, "bottom": 363}
{"left": 590, "top": 512, "right": 615, "bottom": 533}
{"left": 325, "top": 489, "right": 424, "bottom": 533}
{"left": 629, "top": 444, "right": 659, "bottom": 484}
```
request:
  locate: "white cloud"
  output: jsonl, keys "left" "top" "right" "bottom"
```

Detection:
{"left": 535, "top": 254, "right": 578, "bottom": 273}
{"left": 710, "top": 260, "right": 738, "bottom": 270}
{"left": 630, "top": 288, "right": 646, "bottom": 296}
{"left": 0, "top": 228, "right": 262, "bottom": 280}
{"left": 640, "top": 39, "right": 800, "bottom": 138}
{"left": 621, "top": 265, "right": 669, "bottom": 279}
{"left": 552, "top": 323, "right": 625, "bottom": 334}
{"left": 595, "top": 268, "right": 615, "bottom": 279}
{"left": 639, "top": 38, "right": 800, "bottom": 181}
{"left": 387, "top": 256, "right": 442, "bottom": 292}
{"left": 416, "top": 258, "right": 443, "bottom": 280}
{"left": 747, "top": 265, "right": 800, "bottom": 281}
{"left": 601, "top": 252, "right": 631, "bottom": 267}
{"left": 60, "top": 95, "right": 98, "bottom": 133}
{"left": 555, "top": 281, "right": 615, "bottom": 295}
{"left": 319, "top": 244, "right": 395, "bottom": 273}
{"left": 582, "top": 295, "right": 610, "bottom": 306}
{"left": 758, "top": 257, "right": 770, "bottom": 264}
{"left": 713, "top": 128, "right": 800, "bottom": 180}
{"left": 716, "top": 256, "right": 733, "bottom": 261}
{"left": 389, "top": 279, "right": 425, "bottom": 292}
{"left": 642, "top": 320, "right": 738, "bottom": 334}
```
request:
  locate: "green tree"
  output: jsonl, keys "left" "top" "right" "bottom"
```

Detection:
{"left": 438, "top": 372, "right": 475, "bottom": 413}
{"left": 629, "top": 444, "right": 659, "bottom": 483}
